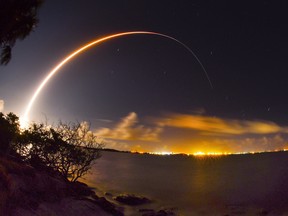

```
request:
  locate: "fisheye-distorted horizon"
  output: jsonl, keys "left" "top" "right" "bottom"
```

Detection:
{"left": 1, "top": 1, "right": 288, "bottom": 154}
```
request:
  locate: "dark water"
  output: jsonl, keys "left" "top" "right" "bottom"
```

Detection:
{"left": 85, "top": 151, "right": 288, "bottom": 215}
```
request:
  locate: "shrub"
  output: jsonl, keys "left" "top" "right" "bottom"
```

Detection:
{"left": 18, "top": 121, "right": 103, "bottom": 182}
{"left": 0, "top": 113, "right": 19, "bottom": 155}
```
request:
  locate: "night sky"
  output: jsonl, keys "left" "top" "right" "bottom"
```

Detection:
{"left": 1, "top": 0, "right": 288, "bottom": 153}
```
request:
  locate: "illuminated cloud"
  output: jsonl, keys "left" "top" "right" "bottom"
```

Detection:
{"left": 234, "top": 134, "right": 287, "bottom": 152}
{"left": 95, "top": 112, "right": 163, "bottom": 141}
{"left": 156, "top": 113, "right": 288, "bottom": 135}
{"left": 95, "top": 112, "right": 288, "bottom": 153}
{"left": 0, "top": 100, "right": 4, "bottom": 112}
{"left": 96, "top": 118, "right": 113, "bottom": 123}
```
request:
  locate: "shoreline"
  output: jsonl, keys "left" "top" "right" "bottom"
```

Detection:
{"left": 2, "top": 152, "right": 287, "bottom": 216}
{"left": 91, "top": 186, "right": 178, "bottom": 216}
{"left": 0, "top": 156, "right": 177, "bottom": 216}
{"left": 83, "top": 151, "right": 288, "bottom": 216}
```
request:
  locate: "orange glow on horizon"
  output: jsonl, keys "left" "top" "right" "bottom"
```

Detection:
{"left": 139, "top": 149, "right": 288, "bottom": 157}
{"left": 192, "top": 151, "right": 232, "bottom": 157}
{"left": 151, "top": 151, "right": 174, "bottom": 155}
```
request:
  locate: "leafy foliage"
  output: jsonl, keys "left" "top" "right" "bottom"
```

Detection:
{"left": 0, "top": 0, "right": 43, "bottom": 65}
{"left": 19, "top": 121, "right": 103, "bottom": 182}
{"left": 0, "top": 112, "right": 103, "bottom": 182}
{"left": 0, "top": 113, "right": 19, "bottom": 155}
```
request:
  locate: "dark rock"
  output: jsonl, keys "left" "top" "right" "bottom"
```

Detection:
{"left": 258, "top": 210, "right": 269, "bottom": 215}
{"left": 68, "top": 181, "right": 95, "bottom": 197}
{"left": 8, "top": 171, "right": 67, "bottom": 207}
{"left": 91, "top": 193, "right": 99, "bottom": 200}
{"left": 140, "top": 209, "right": 156, "bottom": 216}
{"left": 93, "top": 197, "right": 124, "bottom": 216}
{"left": 139, "top": 208, "right": 155, "bottom": 212}
{"left": 157, "top": 210, "right": 174, "bottom": 216}
{"left": 141, "top": 209, "right": 176, "bottom": 216}
{"left": 115, "top": 194, "right": 151, "bottom": 206}
{"left": 1, "top": 157, "right": 121, "bottom": 216}
{"left": 142, "top": 212, "right": 156, "bottom": 216}
{"left": 105, "top": 192, "right": 113, "bottom": 196}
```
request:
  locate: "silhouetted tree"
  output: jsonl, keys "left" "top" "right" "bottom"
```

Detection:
{"left": 19, "top": 121, "right": 103, "bottom": 182}
{"left": 0, "top": 112, "right": 102, "bottom": 181}
{"left": 17, "top": 123, "right": 56, "bottom": 167}
{"left": 0, "top": 112, "right": 20, "bottom": 155}
{"left": 53, "top": 121, "right": 103, "bottom": 182}
{"left": 0, "top": 0, "right": 43, "bottom": 65}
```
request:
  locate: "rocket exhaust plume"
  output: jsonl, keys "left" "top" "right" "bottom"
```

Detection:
{"left": 22, "top": 31, "right": 213, "bottom": 126}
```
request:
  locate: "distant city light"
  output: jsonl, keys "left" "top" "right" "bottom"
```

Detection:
{"left": 152, "top": 151, "right": 174, "bottom": 155}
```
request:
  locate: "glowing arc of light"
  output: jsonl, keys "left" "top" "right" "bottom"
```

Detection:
{"left": 22, "top": 31, "right": 213, "bottom": 125}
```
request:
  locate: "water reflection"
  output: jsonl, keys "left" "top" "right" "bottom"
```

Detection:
{"left": 85, "top": 151, "right": 288, "bottom": 215}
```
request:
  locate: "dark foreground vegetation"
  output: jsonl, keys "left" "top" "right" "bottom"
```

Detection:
{"left": 0, "top": 112, "right": 118, "bottom": 215}
{"left": 0, "top": 112, "right": 102, "bottom": 182}
{"left": 0, "top": 113, "right": 177, "bottom": 215}
{"left": 0, "top": 0, "right": 43, "bottom": 65}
